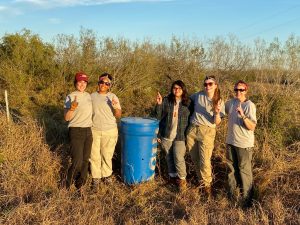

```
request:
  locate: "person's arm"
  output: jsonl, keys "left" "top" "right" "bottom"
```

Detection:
{"left": 214, "top": 113, "right": 222, "bottom": 126}
{"left": 113, "top": 108, "right": 122, "bottom": 119}
{"left": 64, "top": 109, "right": 74, "bottom": 121}
{"left": 111, "top": 96, "right": 122, "bottom": 119}
{"left": 237, "top": 103, "right": 256, "bottom": 131}
{"left": 155, "top": 92, "right": 163, "bottom": 119}
{"left": 241, "top": 115, "right": 256, "bottom": 131}
{"left": 214, "top": 100, "right": 223, "bottom": 125}
{"left": 64, "top": 96, "right": 78, "bottom": 121}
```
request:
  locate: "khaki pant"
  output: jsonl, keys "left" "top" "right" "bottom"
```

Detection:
{"left": 161, "top": 139, "right": 187, "bottom": 179}
{"left": 90, "top": 127, "right": 118, "bottom": 178}
{"left": 186, "top": 124, "right": 216, "bottom": 187}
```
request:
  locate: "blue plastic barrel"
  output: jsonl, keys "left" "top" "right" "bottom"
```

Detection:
{"left": 121, "top": 117, "right": 159, "bottom": 185}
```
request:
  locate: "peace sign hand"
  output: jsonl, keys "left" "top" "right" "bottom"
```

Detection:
{"left": 214, "top": 100, "right": 222, "bottom": 114}
{"left": 112, "top": 96, "right": 121, "bottom": 109}
{"left": 236, "top": 102, "right": 245, "bottom": 117}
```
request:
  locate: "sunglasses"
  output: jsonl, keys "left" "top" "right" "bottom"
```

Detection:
{"left": 98, "top": 80, "right": 111, "bottom": 86}
{"left": 234, "top": 88, "right": 246, "bottom": 92}
{"left": 204, "top": 82, "right": 214, "bottom": 87}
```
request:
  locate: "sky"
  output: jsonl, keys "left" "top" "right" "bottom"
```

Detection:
{"left": 0, "top": 0, "right": 299, "bottom": 44}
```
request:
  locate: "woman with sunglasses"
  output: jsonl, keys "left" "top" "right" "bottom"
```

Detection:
{"left": 156, "top": 80, "right": 190, "bottom": 192}
{"left": 225, "top": 80, "right": 257, "bottom": 207}
{"left": 90, "top": 73, "right": 121, "bottom": 189}
{"left": 64, "top": 72, "right": 93, "bottom": 189}
{"left": 186, "top": 75, "right": 225, "bottom": 199}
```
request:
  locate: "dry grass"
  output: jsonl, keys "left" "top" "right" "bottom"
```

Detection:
{"left": 0, "top": 83, "right": 300, "bottom": 225}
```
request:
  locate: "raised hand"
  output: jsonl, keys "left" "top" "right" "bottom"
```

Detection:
{"left": 236, "top": 102, "right": 245, "bottom": 117}
{"left": 214, "top": 99, "right": 222, "bottom": 114}
{"left": 156, "top": 92, "right": 162, "bottom": 105}
{"left": 111, "top": 96, "right": 120, "bottom": 109}
{"left": 70, "top": 96, "right": 78, "bottom": 111}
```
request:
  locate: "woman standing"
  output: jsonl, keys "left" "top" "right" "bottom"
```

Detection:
{"left": 225, "top": 80, "right": 257, "bottom": 207}
{"left": 90, "top": 73, "right": 121, "bottom": 188}
{"left": 64, "top": 72, "right": 93, "bottom": 189}
{"left": 186, "top": 75, "right": 225, "bottom": 199}
{"left": 156, "top": 80, "right": 190, "bottom": 191}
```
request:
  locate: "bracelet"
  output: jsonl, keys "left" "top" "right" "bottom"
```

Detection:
{"left": 242, "top": 115, "right": 247, "bottom": 120}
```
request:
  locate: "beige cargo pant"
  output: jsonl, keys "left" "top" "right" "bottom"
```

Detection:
{"left": 90, "top": 127, "right": 118, "bottom": 178}
{"left": 186, "top": 124, "right": 216, "bottom": 187}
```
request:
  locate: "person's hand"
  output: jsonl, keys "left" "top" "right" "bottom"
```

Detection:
{"left": 112, "top": 96, "right": 121, "bottom": 109}
{"left": 156, "top": 92, "right": 162, "bottom": 105}
{"left": 70, "top": 96, "right": 78, "bottom": 111}
{"left": 236, "top": 102, "right": 245, "bottom": 117}
{"left": 214, "top": 100, "right": 222, "bottom": 114}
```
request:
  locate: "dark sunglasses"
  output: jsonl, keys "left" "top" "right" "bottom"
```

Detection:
{"left": 204, "top": 82, "right": 214, "bottom": 87}
{"left": 234, "top": 88, "right": 246, "bottom": 92}
{"left": 98, "top": 80, "right": 111, "bottom": 86}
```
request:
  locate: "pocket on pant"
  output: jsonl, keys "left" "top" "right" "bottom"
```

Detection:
{"left": 186, "top": 124, "right": 196, "bottom": 136}
{"left": 246, "top": 147, "right": 253, "bottom": 161}
{"left": 161, "top": 138, "right": 172, "bottom": 153}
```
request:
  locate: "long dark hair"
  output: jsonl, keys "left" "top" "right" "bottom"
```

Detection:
{"left": 204, "top": 75, "right": 221, "bottom": 110}
{"left": 168, "top": 80, "right": 189, "bottom": 106}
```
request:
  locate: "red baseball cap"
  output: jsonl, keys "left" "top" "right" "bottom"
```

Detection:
{"left": 75, "top": 72, "right": 88, "bottom": 82}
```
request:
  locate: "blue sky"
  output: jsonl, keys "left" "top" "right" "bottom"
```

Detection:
{"left": 0, "top": 0, "right": 299, "bottom": 43}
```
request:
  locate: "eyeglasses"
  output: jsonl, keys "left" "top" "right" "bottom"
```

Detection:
{"left": 98, "top": 80, "right": 111, "bottom": 86}
{"left": 234, "top": 88, "right": 246, "bottom": 92}
{"left": 173, "top": 87, "right": 182, "bottom": 90}
{"left": 204, "top": 82, "right": 214, "bottom": 87}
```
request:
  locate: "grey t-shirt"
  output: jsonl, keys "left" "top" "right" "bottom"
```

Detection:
{"left": 91, "top": 92, "right": 121, "bottom": 131}
{"left": 225, "top": 98, "right": 257, "bottom": 148}
{"left": 64, "top": 91, "right": 93, "bottom": 128}
{"left": 190, "top": 91, "right": 225, "bottom": 128}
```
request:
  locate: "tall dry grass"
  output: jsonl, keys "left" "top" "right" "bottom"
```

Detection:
{"left": 1, "top": 80, "right": 299, "bottom": 225}
{"left": 0, "top": 31, "right": 299, "bottom": 224}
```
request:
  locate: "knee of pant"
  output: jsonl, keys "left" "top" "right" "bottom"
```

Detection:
{"left": 239, "top": 162, "right": 252, "bottom": 173}
{"left": 201, "top": 160, "right": 211, "bottom": 169}
{"left": 73, "top": 161, "right": 83, "bottom": 171}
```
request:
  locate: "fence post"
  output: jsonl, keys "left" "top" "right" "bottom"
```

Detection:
{"left": 5, "top": 90, "right": 10, "bottom": 123}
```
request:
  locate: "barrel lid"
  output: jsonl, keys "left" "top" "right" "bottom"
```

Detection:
{"left": 121, "top": 117, "right": 158, "bottom": 125}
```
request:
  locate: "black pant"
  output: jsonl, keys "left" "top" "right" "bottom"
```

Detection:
{"left": 67, "top": 127, "right": 93, "bottom": 189}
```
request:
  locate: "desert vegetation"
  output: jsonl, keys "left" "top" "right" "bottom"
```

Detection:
{"left": 0, "top": 28, "right": 299, "bottom": 224}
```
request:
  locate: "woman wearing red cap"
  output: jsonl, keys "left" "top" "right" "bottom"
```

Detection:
{"left": 64, "top": 72, "right": 93, "bottom": 189}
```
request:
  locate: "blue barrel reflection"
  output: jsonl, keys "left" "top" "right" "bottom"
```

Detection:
{"left": 121, "top": 117, "right": 159, "bottom": 185}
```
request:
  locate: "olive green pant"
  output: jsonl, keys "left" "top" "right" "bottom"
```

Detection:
{"left": 226, "top": 144, "right": 253, "bottom": 201}
{"left": 186, "top": 124, "right": 216, "bottom": 187}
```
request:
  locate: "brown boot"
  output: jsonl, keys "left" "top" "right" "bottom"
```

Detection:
{"left": 176, "top": 179, "right": 187, "bottom": 192}
{"left": 204, "top": 186, "right": 212, "bottom": 201}
{"left": 168, "top": 176, "right": 178, "bottom": 186}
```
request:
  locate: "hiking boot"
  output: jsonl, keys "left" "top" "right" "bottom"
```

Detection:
{"left": 102, "top": 176, "right": 113, "bottom": 184}
{"left": 176, "top": 179, "right": 187, "bottom": 192}
{"left": 168, "top": 176, "right": 178, "bottom": 186}
{"left": 91, "top": 178, "right": 101, "bottom": 192}
{"left": 201, "top": 186, "right": 212, "bottom": 201}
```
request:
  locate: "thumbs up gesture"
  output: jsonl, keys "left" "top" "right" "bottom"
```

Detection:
{"left": 70, "top": 96, "right": 78, "bottom": 111}
{"left": 111, "top": 96, "right": 121, "bottom": 109}
{"left": 156, "top": 92, "right": 162, "bottom": 105}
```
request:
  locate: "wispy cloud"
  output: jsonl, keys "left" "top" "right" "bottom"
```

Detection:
{"left": 0, "top": 5, "right": 23, "bottom": 16}
{"left": 13, "top": 0, "right": 173, "bottom": 8}
{"left": 48, "top": 18, "right": 61, "bottom": 24}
